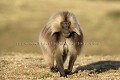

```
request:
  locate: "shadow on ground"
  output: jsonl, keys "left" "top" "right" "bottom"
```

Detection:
{"left": 74, "top": 61, "right": 120, "bottom": 74}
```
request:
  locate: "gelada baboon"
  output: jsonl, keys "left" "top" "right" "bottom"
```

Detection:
{"left": 39, "top": 11, "right": 83, "bottom": 77}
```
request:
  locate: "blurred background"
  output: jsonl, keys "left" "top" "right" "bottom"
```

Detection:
{"left": 0, "top": 0, "right": 120, "bottom": 55}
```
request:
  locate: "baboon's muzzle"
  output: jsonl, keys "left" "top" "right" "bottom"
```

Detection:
{"left": 63, "top": 30, "right": 71, "bottom": 38}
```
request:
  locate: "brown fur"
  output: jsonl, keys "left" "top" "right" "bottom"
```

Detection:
{"left": 39, "top": 11, "right": 83, "bottom": 77}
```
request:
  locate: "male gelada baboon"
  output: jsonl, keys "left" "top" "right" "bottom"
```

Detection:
{"left": 39, "top": 11, "right": 83, "bottom": 77}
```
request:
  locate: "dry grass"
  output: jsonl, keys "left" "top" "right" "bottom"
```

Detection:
{"left": 0, "top": 52, "right": 120, "bottom": 80}
{"left": 0, "top": 0, "right": 120, "bottom": 79}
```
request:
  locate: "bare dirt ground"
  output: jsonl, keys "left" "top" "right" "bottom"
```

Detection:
{"left": 0, "top": 52, "right": 120, "bottom": 80}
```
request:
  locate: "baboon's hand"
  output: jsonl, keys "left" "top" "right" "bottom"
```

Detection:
{"left": 50, "top": 67, "right": 59, "bottom": 73}
{"left": 60, "top": 73, "right": 67, "bottom": 77}
{"left": 64, "top": 69, "right": 72, "bottom": 75}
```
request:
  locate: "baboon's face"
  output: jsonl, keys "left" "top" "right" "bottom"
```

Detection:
{"left": 61, "top": 21, "right": 71, "bottom": 38}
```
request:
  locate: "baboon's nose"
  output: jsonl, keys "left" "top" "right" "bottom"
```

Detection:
{"left": 64, "top": 30, "right": 70, "bottom": 34}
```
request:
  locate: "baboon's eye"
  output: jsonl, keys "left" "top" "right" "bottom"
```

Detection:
{"left": 61, "top": 21, "right": 71, "bottom": 29}
{"left": 60, "top": 22, "right": 64, "bottom": 27}
{"left": 68, "top": 22, "right": 71, "bottom": 26}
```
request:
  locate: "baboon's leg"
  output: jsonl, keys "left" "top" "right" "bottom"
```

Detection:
{"left": 65, "top": 54, "right": 77, "bottom": 75}
{"left": 44, "top": 53, "right": 54, "bottom": 72}
{"left": 53, "top": 51, "right": 68, "bottom": 73}
{"left": 55, "top": 52, "right": 67, "bottom": 77}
